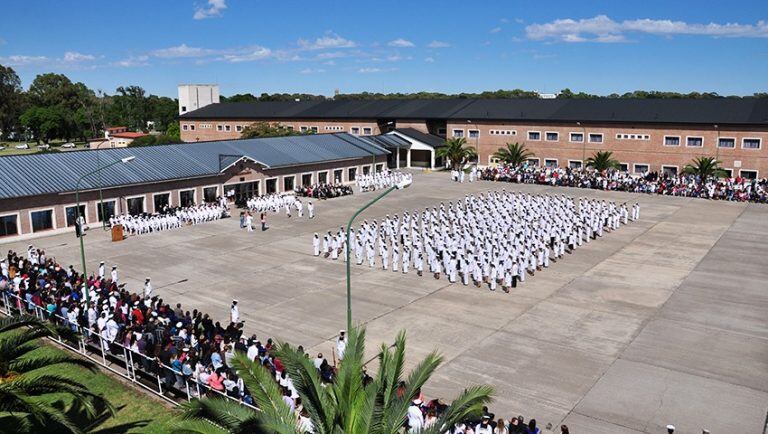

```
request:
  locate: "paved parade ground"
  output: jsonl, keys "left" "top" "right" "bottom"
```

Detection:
{"left": 4, "top": 171, "right": 767, "bottom": 433}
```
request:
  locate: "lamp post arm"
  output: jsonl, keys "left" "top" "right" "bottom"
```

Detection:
{"left": 345, "top": 185, "right": 397, "bottom": 331}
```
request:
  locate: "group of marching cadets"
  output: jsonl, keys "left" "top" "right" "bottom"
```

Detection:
{"left": 356, "top": 170, "right": 413, "bottom": 192}
{"left": 314, "top": 190, "right": 638, "bottom": 292}
{"left": 246, "top": 193, "right": 309, "bottom": 218}
{"left": 110, "top": 203, "right": 227, "bottom": 236}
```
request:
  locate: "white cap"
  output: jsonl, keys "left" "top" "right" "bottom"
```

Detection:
{"left": 666, "top": 425, "right": 675, "bottom": 431}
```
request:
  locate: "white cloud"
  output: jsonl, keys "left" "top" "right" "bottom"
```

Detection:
{"left": 113, "top": 55, "right": 150, "bottom": 67}
{"left": 315, "top": 51, "right": 348, "bottom": 60}
{"left": 388, "top": 38, "right": 415, "bottom": 47}
{"left": 300, "top": 68, "right": 326, "bottom": 74}
{"left": 221, "top": 46, "right": 272, "bottom": 62}
{"left": 358, "top": 67, "right": 383, "bottom": 73}
{"left": 298, "top": 33, "right": 356, "bottom": 50}
{"left": 152, "top": 44, "right": 216, "bottom": 58}
{"left": 424, "top": 57, "right": 435, "bottom": 63}
{"left": 427, "top": 40, "right": 450, "bottom": 48}
{"left": 526, "top": 15, "right": 768, "bottom": 42}
{"left": 63, "top": 51, "right": 96, "bottom": 62}
{"left": 150, "top": 43, "right": 272, "bottom": 63}
{"left": 193, "top": 0, "right": 227, "bottom": 20}
{"left": 490, "top": 27, "right": 502, "bottom": 34}
{"left": 0, "top": 55, "right": 48, "bottom": 66}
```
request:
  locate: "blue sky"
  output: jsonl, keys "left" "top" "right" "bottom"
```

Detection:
{"left": 1, "top": 0, "right": 766, "bottom": 98}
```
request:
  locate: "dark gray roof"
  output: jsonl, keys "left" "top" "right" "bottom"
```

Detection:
{"left": 0, "top": 133, "right": 388, "bottom": 200}
{"left": 359, "top": 134, "right": 412, "bottom": 149}
{"left": 180, "top": 98, "right": 768, "bottom": 125}
{"left": 393, "top": 128, "right": 446, "bottom": 148}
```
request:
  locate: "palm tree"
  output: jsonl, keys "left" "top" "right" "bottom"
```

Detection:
{"left": 0, "top": 315, "right": 110, "bottom": 434}
{"left": 174, "top": 327, "right": 494, "bottom": 434}
{"left": 492, "top": 142, "right": 535, "bottom": 167}
{"left": 585, "top": 150, "right": 620, "bottom": 172}
{"left": 436, "top": 137, "right": 478, "bottom": 171}
{"left": 683, "top": 156, "right": 726, "bottom": 182}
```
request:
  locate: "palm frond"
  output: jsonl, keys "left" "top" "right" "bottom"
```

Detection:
{"left": 420, "top": 385, "right": 495, "bottom": 434}
{"left": 9, "top": 352, "right": 96, "bottom": 375}
{"left": 274, "top": 343, "right": 333, "bottom": 434}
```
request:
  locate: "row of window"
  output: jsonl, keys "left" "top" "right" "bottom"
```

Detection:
{"left": 181, "top": 123, "right": 377, "bottom": 136}
{"left": 489, "top": 156, "right": 760, "bottom": 179}
{"left": 616, "top": 133, "right": 651, "bottom": 140}
{"left": 663, "top": 136, "right": 762, "bottom": 149}
{"left": 489, "top": 129, "right": 517, "bottom": 136}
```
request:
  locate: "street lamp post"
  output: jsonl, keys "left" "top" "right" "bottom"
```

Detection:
{"left": 344, "top": 177, "right": 412, "bottom": 331}
{"left": 75, "top": 156, "right": 136, "bottom": 305}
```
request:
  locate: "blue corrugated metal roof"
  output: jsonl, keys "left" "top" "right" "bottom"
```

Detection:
{"left": 0, "top": 133, "right": 388, "bottom": 200}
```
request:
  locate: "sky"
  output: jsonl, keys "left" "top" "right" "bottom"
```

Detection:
{"left": 1, "top": 0, "right": 766, "bottom": 98}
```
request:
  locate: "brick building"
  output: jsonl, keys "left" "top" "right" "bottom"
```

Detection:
{"left": 179, "top": 98, "right": 768, "bottom": 178}
{"left": 0, "top": 133, "right": 388, "bottom": 242}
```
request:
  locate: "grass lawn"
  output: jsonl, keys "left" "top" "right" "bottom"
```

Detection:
{"left": 34, "top": 343, "right": 181, "bottom": 433}
{"left": 0, "top": 140, "right": 88, "bottom": 156}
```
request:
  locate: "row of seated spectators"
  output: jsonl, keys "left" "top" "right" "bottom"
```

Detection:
{"left": 294, "top": 182, "right": 354, "bottom": 200}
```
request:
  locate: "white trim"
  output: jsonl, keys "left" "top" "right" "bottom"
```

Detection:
{"left": 717, "top": 137, "right": 736, "bottom": 148}
{"left": 527, "top": 130, "right": 541, "bottom": 141}
{"left": 362, "top": 164, "right": 372, "bottom": 175}
{"left": 332, "top": 168, "right": 344, "bottom": 184}
{"left": 317, "top": 170, "right": 329, "bottom": 184}
{"left": 663, "top": 135, "right": 681, "bottom": 147}
{"left": 218, "top": 155, "right": 271, "bottom": 172}
{"left": 300, "top": 125, "right": 309, "bottom": 133}
{"left": 124, "top": 194, "right": 146, "bottom": 214}
{"left": 567, "top": 159, "right": 583, "bottom": 169}
{"left": 350, "top": 126, "right": 361, "bottom": 135}
{"left": 588, "top": 133, "right": 603, "bottom": 143}
{"left": 467, "top": 129, "right": 480, "bottom": 139}
{"left": 722, "top": 168, "right": 734, "bottom": 177}
{"left": 151, "top": 191, "right": 172, "bottom": 212}
{"left": 488, "top": 155, "right": 501, "bottom": 166}
{"left": 568, "top": 132, "right": 584, "bottom": 143}
{"left": 29, "top": 207, "right": 57, "bottom": 233}
{"left": 310, "top": 126, "right": 319, "bottom": 134}
{"left": 661, "top": 165, "right": 679, "bottom": 175}
{"left": 300, "top": 172, "right": 314, "bottom": 187}
{"left": 96, "top": 199, "right": 117, "bottom": 222}
{"left": 544, "top": 158, "right": 558, "bottom": 168}
{"left": 222, "top": 179, "right": 263, "bottom": 197}
{"left": 362, "top": 127, "right": 373, "bottom": 135}
{"left": 263, "top": 177, "right": 279, "bottom": 194}
{"left": 739, "top": 169, "right": 759, "bottom": 178}
{"left": 346, "top": 166, "right": 359, "bottom": 182}
{"left": 633, "top": 163, "right": 650, "bottom": 174}
{"left": 178, "top": 189, "right": 197, "bottom": 207}
{"left": 0, "top": 211, "right": 21, "bottom": 238}
{"left": 375, "top": 163, "right": 385, "bottom": 173}
{"left": 526, "top": 157, "right": 540, "bottom": 166}
{"left": 63, "top": 202, "right": 89, "bottom": 227}
{"left": 685, "top": 136, "right": 704, "bottom": 148}
{"left": 741, "top": 137, "right": 762, "bottom": 150}
{"left": 452, "top": 129, "right": 465, "bottom": 138}
{"left": 618, "top": 162, "right": 629, "bottom": 172}
{"left": 201, "top": 184, "right": 220, "bottom": 203}
{"left": 282, "top": 175, "right": 296, "bottom": 192}
{"left": 544, "top": 131, "right": 559, "bottom": 142}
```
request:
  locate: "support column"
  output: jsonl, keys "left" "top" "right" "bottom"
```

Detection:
{"left": 430, "top": 149, "right": 435, "bottom": 169}
{"left": 406, "top": 149, "right": 412, "bottom": 168}
{"left": 396, "top": 147, "right": 400, "bottom": 169}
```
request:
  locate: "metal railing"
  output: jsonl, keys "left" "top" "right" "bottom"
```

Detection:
{"left": 0, "top": 291, "right": 258, "bottom": 411}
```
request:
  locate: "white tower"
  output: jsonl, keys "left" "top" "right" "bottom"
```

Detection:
{"left": 178, "top": 84, "right": 220, "bottom": 115}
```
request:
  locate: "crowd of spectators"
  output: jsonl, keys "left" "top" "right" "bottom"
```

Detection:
{"left": 0, "top": 245, "right": 552, "bottom": 432}
{"left": 480, "top": 165, "right": 768, "bottom": 203}
{"left": 294, "top": 182, "right": 353, "bottom": 199}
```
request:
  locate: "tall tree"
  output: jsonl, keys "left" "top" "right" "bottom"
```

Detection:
{"left": 174, "top": 327, "right": 493, "bottom": 434}
{"left": 0, "top": 65, "right": 25, "bottom": 140}
{"left": 682, "top": 156, "right": 726, "bottom": 183}
{"left": 436, "top": 137, "right": 478, "bottom": 171}
{"left": 240, "top": 122, "right": 302, "bottom": 138}
{"left": 585, "top": 150, "right": 620, "bottom": 172}
{"left": 492, "top": 142, "right": 535, "bottom": 166}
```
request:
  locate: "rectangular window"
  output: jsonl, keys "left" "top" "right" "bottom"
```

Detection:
{"left": 97, "top": 201, "right": 116, "bottom": 222}
{"left": 568, "top": 160, "right": 583, "bottom": 169}
{"left": 31, "top": 210, "right": 54, "bottom": 232}
{"left": 216, "top": 125, "right": 223, "bottom": 132}
{"left": 362, "top": 165, "right": 371, "bottom": 175}
{"left": 588, "top": 133, "right": 603, "bottom": 143}
{"left": 266, "top": 178, "right": 277, "bottom": 194}
{"left": 153, "top": 193, "right": 170, "bottom": 212}
{"left": 453, "top": 129, "right": 464, "bottom": 138}
{"left": 189, "top": 125, "right": 195, "bottom": 131}
{"left": 236, "top": 125, "right": 243, "bottom": 132}
{"left": 717, "top": 138, "right": 735, "bottom": 148}
{"left": 127, "top": 197, "right": 145, "bottom": 215}
{"left": 333, "top": 169, "right": 343, "bottom": 183}
{"left": 182, "top": 124, "right": 188, "bottom": 131}
{"left": 527, "top": 131, "right": 541, "bottom": 141}
{"left": 722, "top": 168, "right": 733, "bottom": 177}
{"left": 300, "top": 126, "right": 308, "bottom": 133}
{"left": 203, "top": 186, "right": 218, "bottom": 203}
{"left": 318, "top": 171, "right": 328, "bottom": 184}
{"left": 311, "top": 126, "right": 319, "bottom": 133}
{"left": 179, "top": 189, "right": 195, "bottom": 207}
{"left": 286, "top": 125, "right": 294, "bottom": 131}
{"left": 619, "top": 163, "right": 629, "bottom": 172}
{"left": 468, "top": 130, "right": 479, "bottom": 139}
{"left": 437, "top": 128, "right": 447, "bottom": 136}
{"left": 301, "top": 173, "right": 313, "bottom": 186}
{"left": 375, "top": 163, "right": 384, "bottom": 173}
{"left": 570, "top": 133, "right": 584, "bottom": 142}
{"left": 545, "top": 132, "right": 559, "bottom": 141}
{"left": 283, "top": 176, "right": 295, "bottom": 192}
{"left": 0, "top": 214, "right": 18, "bottom": 237}
{"left": 181, "top": 106, "right": 187, "bottom": 112}
{"left": 526, "top": 158, "right": 540, "bottom": 166}
{"left": 351, "top": 127, "right": 360, "bottom": 135}
{"left": 362, "top": 127, "right": 372, "bottom": 135}
{"left": 742, "top": 138, "right": 761, "bottom": 149}
{"left": 225, "top": 125, "right": 231, "bottom": 132}
{"left": 686, "top": 136, "right": 703, "bottom": 147}
{"left": 65, "top": 205, "right": 86, "bottom": 227}
{"left": 634, "top": 164, "right": 649, "bottom": 174}
{"left": 544, "top": 159, "right": 558, "bottom": 168}
{"left": 348, "top": 167, "right": 357, "bottom": 181}
{"left": 662, "top": 166, "right": 678, "bottom": 176}
{"left": 664, "top": 136, "right": 680, "bottom": 146}
{"left": 740, "top": 169, "right": 758, "bottom": 179}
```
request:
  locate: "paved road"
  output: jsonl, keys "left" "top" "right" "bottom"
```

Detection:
{"left": 4, "top": 171, "right": 767, "bottom": 433}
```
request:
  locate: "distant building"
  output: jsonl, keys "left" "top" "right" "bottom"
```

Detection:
{"left": 178, "top": 84, "right": 220, "bottom": 115}
{"left": 88, "top": 131, "right": 149, "bottom": 149}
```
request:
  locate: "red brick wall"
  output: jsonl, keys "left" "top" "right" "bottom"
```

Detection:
{"left": 180, "top": 119, "right": 382, "bottom": 142}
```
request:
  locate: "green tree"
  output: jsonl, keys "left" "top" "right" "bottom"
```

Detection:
{"left": 240, "top": 122, "right": 302, "bottom": 139}
{"left": 0, "top": 315, "right": 111, "bottom": 433}
{"left": 682, "top": 156, "right": 726, "bottom": 183}
{"left": 492, "top": 142, "right": 535, "bottom": 166}
{"left": 436, "top": 137, "right": 478, "bottom": 171}
{"left": 585, "top": 150, "right": 620, "bottom": 172}
{"left": 174, "top": 327, "right": 493, "bottom": 434}
{"left": 0, "top": 65, "right": 26, "bottom": 140}
{"left": 166, "top": 122, "right": 181, "bottom": 141}
{"left": 19, "top": 106, "right": 68, "bottom": 144}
